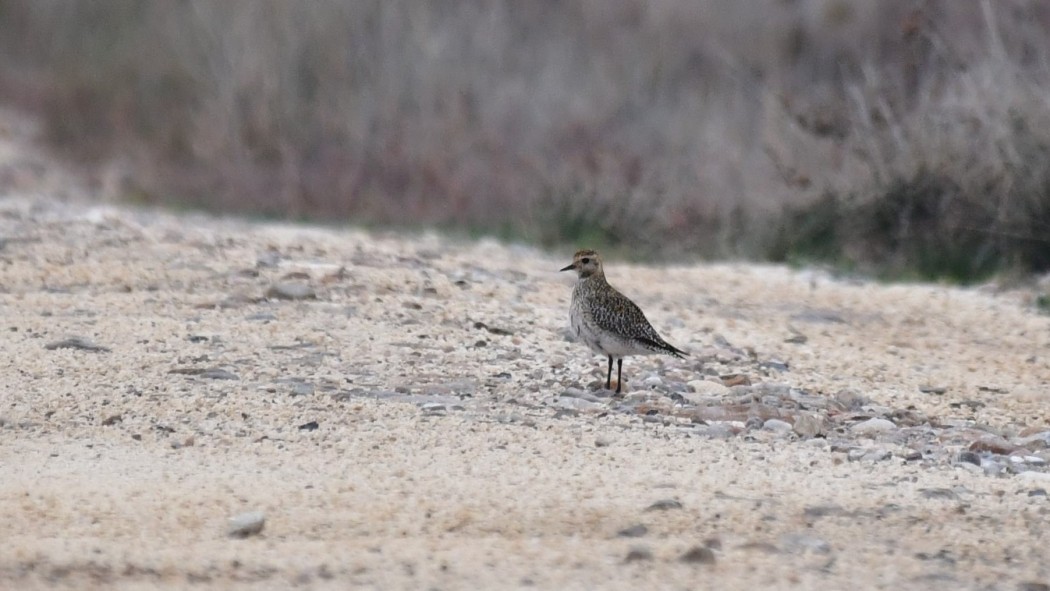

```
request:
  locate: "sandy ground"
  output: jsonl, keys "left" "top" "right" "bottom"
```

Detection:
{"left": 2, "top": 111, "right": 1050, "bottom": 590}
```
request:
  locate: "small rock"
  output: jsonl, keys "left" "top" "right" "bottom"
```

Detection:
{"left": 804, "top": 504, "right": 846, "bottom": 519}
{"left": 474, "top": 321, "right": 513, "bottom": 336}
{"left": 834, "top": 389, "right": 868, "bottom": 409}
{"left": 679, "top": 546, "right": 716, "bottom": 564}
{"left": 904, "top": 450, "right": 923, "bottom": 461}
{"left": 762, "top": 418, "right": 793, "bottom": 434}
{"left": 738, "top": 541, "right": 780, "bottom": 554}
{"left": 298, "top": 421, "right": 320, "bottom": 431}
{"left": 851, "top": 418, "right": 896, "bottom": 436}
{"left": 970, "top": 436, "right": 1024, "bottom": 455}
{"left": 779, "top": 533, "right": 831, "bottom": 554}
{"left": 560, "top": 387, "right": 603, "bottom": 402}
{"left": 793, "top": 413, "right": 826, "bottom": 438}
{"left": 421, "top": 402, "right": 447, "bottom": 414}
{"left": 982, "top": 459, "right": 1006, "bottom": 476}
{"left": 920, "top": 488, "right": 959, "bottom": 500}
{"left": 642, "top": 375, "right": 663, "bottom": 388}
{"left": 685, "top": 380, "right": 730, "bottom": 401}
{"left": 228, "top": 511, "right": 266, "bottom": 538}
{"left": 645, "top": 499, "right": 683, "bottom": 511}
{"left": 552, "top": 397, "right": 603, "bottom": 412}
{"left": 1028, "top": 488, "right": 1048, "bottom": 497}
{"left": 1015, "top": 431, "right": 1050, "bottom": 449}
{"left": 956, "top": 451, "right": 982, "bottom": 466}
{"left": 721, "top": 373, "right": 752, "bottom": 386}
{"left": 255, "top": 251, "right": 280, "bottom": 268}
{"left": 201, "top": 368, "right": 239, "bottom": 380}
{"left": 1015, "top": 471, "right": 1050, "bottom": 483}
{"left": 919, "top": 385, "right": 947, "bottom": 395}
{"left": 790, "top": 309, "right": 846, "bottom": 324}
{"left": 624, "top": 546, "right": 653, "bottom": 562}
{"left": 44, "top": 337, "right": 110, "bottom": 352}
{"left": 617, "top": 524, "right": 648, "bottom": 538}
{"left": 848, "top": 447, "right": 891, "bottom": 462}
{"left": 594, "top": 435, "right": 613, "bottom": 448}
{"left": 1019, "top": 583, "right": 1050, "bottom": 591}
{"left": 266, "top": 282, "right": 316, "bottom": 300}
{"left": 750, "top": 382, "right": 792, "bottom": 398}
{"left": 758, "top": 360, "right": 789, "bottom": 373}
{"left": 101, "top": 414, "right": 122, "bottom": 426}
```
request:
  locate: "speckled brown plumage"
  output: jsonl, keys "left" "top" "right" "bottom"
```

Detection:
{"left": 560, "top": 249, "right": 686, "bottom": 393}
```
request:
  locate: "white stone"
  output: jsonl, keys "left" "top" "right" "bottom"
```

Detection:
{"left": 851, "top": 418, "right": 896, "bottom": 436}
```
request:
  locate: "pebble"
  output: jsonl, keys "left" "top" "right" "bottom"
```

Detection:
{"left": 758, "top": 359, "right": 789, "bottom": 373}
{"left": 679, "top": 546, "right": 716, "bottom": 564}
{"left": 685, "top": 380, "right": 730, "bottom": 399}
{"left": 624, "top": 546, "right": 653, "bottom": 562}
{"left": 594, "top": 435, "right": 613, "bottom": 448}
{"left": 617, "top": 524, "right": 648, "bottom": 538}
{"left": 642, "top": 375, "right": 663, "bottom": 388}
{"left": 969, "top": 436, "right": 1023, "bottom": 455}
{"left": 552, "top": 397, "right": 604, "bottom": 412}
{"left": 834, "top": 389, "right": 869, "bottom": 409}
{"left": 793, "top": 413, "right": 826, "bottom": 438}
{"left": 560, "top": 388, "right": 603, "bottom": 402}
{"left": 228, "top": 511, "right": 266, "bottom": 538}
{"left": 201, "top": 368, "right": 239, "bottom": 380}
{"left": 645, "top": 499, "right": 683, "bottom": 511}
{"left": 420, "top": 402, "right": 447, "bottom": 415}
{"left": 762, "top": 418, "right": 793, "bottom": 434}
{"left": 1015, "top": 471, "right": 1050, "bottom": 483}
{"left": 44, "top": 337, "right": 111, "bottom": 352}
{"left": 1015, "top": 431, "right": 1050, "bottom": 449}
{"left": 920, "top": 488, "right": 959, "bottom": 500}
{"left": 848, "top": 447, "right": 891, "bottom": 462}
{"left": 779, "top": 533, "right": 831, "bottom": 554}
{"left": 266, "top": 282, "right": 316, "bottom": 300}
{"left": 851, "top": 418, "right": 896, "bottom": 436}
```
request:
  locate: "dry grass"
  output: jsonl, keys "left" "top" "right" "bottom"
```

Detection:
{"left": 1, "top": 0, "right": 1049, "bottom": 278}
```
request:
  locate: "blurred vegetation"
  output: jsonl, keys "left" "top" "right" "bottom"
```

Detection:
{"left": 1, "top": 0, "right": 1050, "bottom": 281}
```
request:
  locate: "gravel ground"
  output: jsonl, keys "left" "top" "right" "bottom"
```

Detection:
{"left": 1, "top": 110, "right": 1050, "bottom": 590}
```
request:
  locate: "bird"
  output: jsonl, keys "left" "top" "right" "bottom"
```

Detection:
{"left": 560, "top": 249, "right": 687, "bottom": 394}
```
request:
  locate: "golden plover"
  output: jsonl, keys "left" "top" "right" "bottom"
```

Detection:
{"left": 560, "top": 249, "right": 687, "bottom": 394}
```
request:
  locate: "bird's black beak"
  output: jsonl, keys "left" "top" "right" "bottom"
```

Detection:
{"left": 559, "top": 263, "right": 575, "bottom": 272}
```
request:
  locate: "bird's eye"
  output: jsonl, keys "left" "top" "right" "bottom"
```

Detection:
{"left": 581, "top": 257, "right": 590, "bottom": 264}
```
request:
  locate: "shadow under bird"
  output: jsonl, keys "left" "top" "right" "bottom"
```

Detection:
{"left": 560, "top": 249, "right": 687, "bottom": 394}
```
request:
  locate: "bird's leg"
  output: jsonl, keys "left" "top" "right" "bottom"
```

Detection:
{"left": 616, "top": 358, "right": 623, "bottom": 394}
{"left": 606, "top": 355, "right": 613, "bottom": 390}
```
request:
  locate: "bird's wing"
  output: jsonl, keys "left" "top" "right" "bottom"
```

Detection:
{"left": 591, "top": 288, "right": 685, "bottom": 357}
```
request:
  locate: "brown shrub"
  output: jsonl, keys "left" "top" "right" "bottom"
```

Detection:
{"left": 1, "top": 0, "right": 1049, "bottom": 279}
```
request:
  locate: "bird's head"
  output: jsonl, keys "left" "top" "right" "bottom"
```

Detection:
{"left": 560, "top": 249, "right": 603, "bottom": 279}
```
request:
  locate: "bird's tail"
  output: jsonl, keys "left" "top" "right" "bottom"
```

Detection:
{"left": 638, "top": 337, "right": 688, "bottom": 358}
